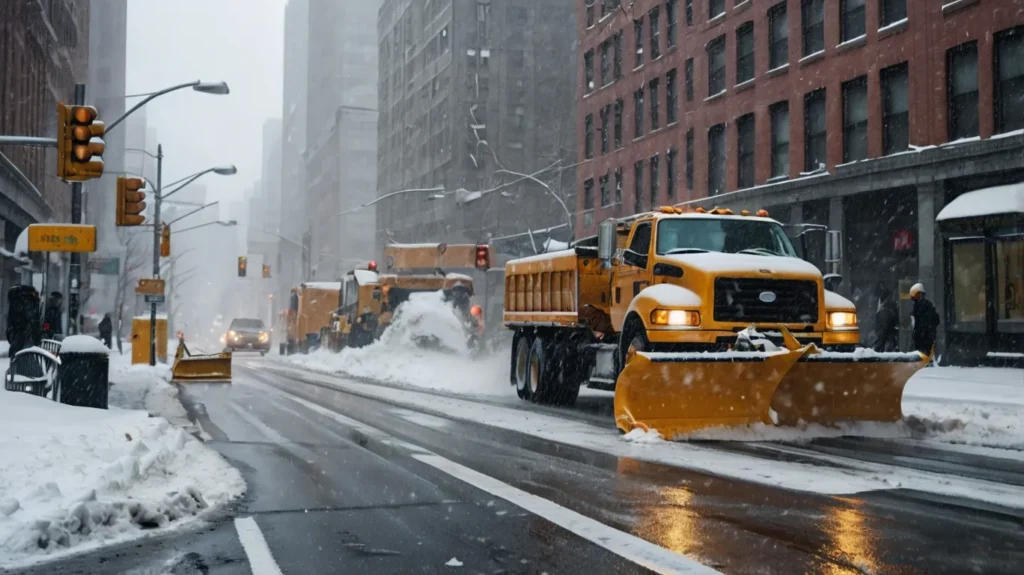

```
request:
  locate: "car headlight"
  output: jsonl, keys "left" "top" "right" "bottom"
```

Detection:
{"left": 828, "top": 311, "right": 858, "bottom": 329}
{"left": 259, "top": 331, "right": 269, "bottom": 342}
{"left": 650, "top": 309, "right": 701, "bottom": 327}
{"left": 228, "top": 330, "right": 236, "bottom": 338}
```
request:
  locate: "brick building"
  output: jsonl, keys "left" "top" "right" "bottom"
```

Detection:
{"left": 576, "top": 0, "right": 1024, "bottom": 363}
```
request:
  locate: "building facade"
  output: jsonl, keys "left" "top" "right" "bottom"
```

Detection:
{"left": 576, "top": 0, "right": 1024, "bottom": 363}
{"left": 280, "top": 0, "right": 310, "bottom": 290}
{"left": 305, "top": 0, "right": 379, "bottom": 280}
{"left": 376, "top": 0, "right": 578, "bottom": 257}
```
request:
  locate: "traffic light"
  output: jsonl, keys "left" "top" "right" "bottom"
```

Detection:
{"left": 475, "top": 244, "right": 490, "bottom": 270}
{"left": 57, "top": 103, "right": 105, "bottom": 181}
{"left": 160, "top": 224, "right": 171, "bottom": 257}
{"left": 262, "top": 264, "right": 271, "bottom": 279}
{"left": 238, "top": 256, "right": 247, "bottom": 277}
{"left": 115, "top": 176, "right": 147, "bottom": 226}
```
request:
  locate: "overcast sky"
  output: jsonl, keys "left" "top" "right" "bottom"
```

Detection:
{"left": 124, "top": 0, "right": 287, "bottom": 206}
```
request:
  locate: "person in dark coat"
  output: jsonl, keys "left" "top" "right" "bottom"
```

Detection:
{"left": 42, "top": 291, "right": 63, "bottom": 340}
{"left": 6, "top": 285, "right": 41, "bottom": 357}
{"left": 98, "top": 313, "right": 113, "bottom": 349}
{"left": 871, "top": 282, "right": 900, "bottom": 352}
{"left": 910, "top": 283, "right": 940, "bottom": 356}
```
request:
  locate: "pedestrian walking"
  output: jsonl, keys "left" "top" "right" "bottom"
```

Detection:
{"left": 871, "top": 282, "right": 899, "bottom": 353}
{"left": 42, "top": 292, "right": 63, "bottom": 340}
{"left": 910, "top": 283, "right": 940, "bottom": 356}
{"left": 98, "top": 313, "right": 113, "bottom": 349}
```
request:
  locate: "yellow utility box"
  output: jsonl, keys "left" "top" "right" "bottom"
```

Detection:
{"left": 131, "top": 316, "right": 168, "bottom": 364}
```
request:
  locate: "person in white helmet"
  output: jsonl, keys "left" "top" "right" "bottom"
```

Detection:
{"left": 909, "top": 282, "right": 940, "bottom": 356}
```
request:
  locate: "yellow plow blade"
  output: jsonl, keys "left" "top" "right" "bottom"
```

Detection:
{"left": 770, "top": 350, "right": 929, "bottom": 426}
{"left": 614, "top": 350, "right": 803, "bottom": 438}
{"left": 171, "top": 339, "right": 232, "bottom": 383}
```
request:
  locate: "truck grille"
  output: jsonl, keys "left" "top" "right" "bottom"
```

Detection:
{"left": 713, "top": 278, "right": 819, "bottom": 324}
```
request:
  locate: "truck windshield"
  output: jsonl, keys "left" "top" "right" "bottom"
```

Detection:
{"left": 656, "top": 218, "right": 797, "bottom": 257}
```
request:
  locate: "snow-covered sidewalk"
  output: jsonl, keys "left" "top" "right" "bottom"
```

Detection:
{"left": 0, "top": 342, "right": 245, "bottom": 568}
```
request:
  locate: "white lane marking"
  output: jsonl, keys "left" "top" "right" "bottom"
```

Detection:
{"left": 234, "top": 516, "right": 284, "bottom": 575}
{"left": 412, "top": 453, "right": 720, "bottom": 575}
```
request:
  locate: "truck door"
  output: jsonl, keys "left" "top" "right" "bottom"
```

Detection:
{"left": 611, "top": 221, "right": 653, "bottom": 330}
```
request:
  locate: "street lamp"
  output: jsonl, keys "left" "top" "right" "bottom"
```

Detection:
{"left": 174, "top": 220, "right": 237, "bottom": 234}
{"left": 106, "top": 80, "right": 230, "bottom": 134}
{"left": 163, "top": 165, "right": 237, "bottom": 201}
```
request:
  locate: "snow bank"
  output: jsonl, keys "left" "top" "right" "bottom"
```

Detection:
{"left": 59, "top": 335, "right": 110, "bottom": 355}
{"left": 107, "top": 356, "right": 192, "bottom": 431}
{"left": 281, "top": 291, "right": 508, "bottom": 396}
{"left": 0, "top": 391, "right": 244, "bottom": 567}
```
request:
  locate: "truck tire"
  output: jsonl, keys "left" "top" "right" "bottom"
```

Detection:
{"left": 549, "top": 339, "right": 582, "bottom": 407}
{"left": 618, "top": 316, "right": 649, "bottom": 376}
{"left": 513, "top": 333, "right": 532, "bottom": 400}
{"left": 527, "top": 336, "right": 558, "bottom": 404}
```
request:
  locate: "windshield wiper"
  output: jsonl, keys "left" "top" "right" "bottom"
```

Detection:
{"left": 737, "top": 248, "right": 782, "bottom": 256}
{"left": 663, "top": 248, "right": 710, "bottom": 255}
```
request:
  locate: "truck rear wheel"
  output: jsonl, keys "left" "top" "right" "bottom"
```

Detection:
{"left": 513, "top": 333, "right": 532, "bottom": 399}
{"left": 527, "top": 336, "right": 555, "bottom": 403}
{"left": 549, "top": 339, "right": 582, "bottom": 407}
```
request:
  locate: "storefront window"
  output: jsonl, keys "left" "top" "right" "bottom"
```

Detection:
{"left": 951, "top": 241, "right": 987, "bottom": 325}
{"left": 996, "top": 237, "right": 1024, "bottom": 322}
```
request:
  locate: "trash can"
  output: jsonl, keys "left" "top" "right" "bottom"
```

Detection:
{"left": 56, "top": 335, "right": 110, "bottom": 409}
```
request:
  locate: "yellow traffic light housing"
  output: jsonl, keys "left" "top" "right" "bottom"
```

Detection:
{"left": 262, "top": 264, "right": 271, "bottom": 279}
{"left": 57, "top": 103, "right": 105, "bottom": 182}
{"left": 238, "top": 256, "right": 247, "bottom": 277}
{"left": 160, "top": 224, "right": 171, "bottom": 257}
{"left": 115, "top": 177, "right": 147, "bottom": 226}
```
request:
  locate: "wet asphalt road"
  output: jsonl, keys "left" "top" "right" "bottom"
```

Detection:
{"left": 7, "top": 356, "right": 1024, "bottom": 574}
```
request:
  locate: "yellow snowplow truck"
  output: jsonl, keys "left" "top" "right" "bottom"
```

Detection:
{"left": 284, "top": 282, "right": 342, "bottom": 354}
{"left": 325, "top": 264, "right": 383, "bottom": 351}
{"left": 503, "top": 207, "right": 929, "bottom": 438}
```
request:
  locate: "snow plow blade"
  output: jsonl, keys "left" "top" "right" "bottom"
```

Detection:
{"left": 770, "top": 350, "right": 929, "bottom": 426}
{"left": 614, "top": 349, "right": 804, "bottom": 438}
{"left": 171, "top": 339, "right": 232, "bottom": 383}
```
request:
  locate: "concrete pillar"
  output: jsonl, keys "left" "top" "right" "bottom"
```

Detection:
{"left": 917, "top": 182, "right": 946, "bottom": 353}
{"left": 789, "top": 203, "right": 803, "bottom": 225}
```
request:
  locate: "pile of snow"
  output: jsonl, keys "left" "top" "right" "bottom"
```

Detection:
{"left": 0, "top": 391, "right": 244, "bottom": 567}
{"left": 58, "top": 335, "right": 110, "bottom": 355}
{"left": 107, "top": 354, "right": 192, "bottom": 431}
{"left": 623, "top": 428, "right": 665, "bottom": 443}
{"left": 281, "top": 291, "right": 508, "bottom": 396}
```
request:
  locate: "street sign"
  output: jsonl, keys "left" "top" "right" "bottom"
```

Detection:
{"left": 144, "top": 294, "right": 165, "bottom": 304}
{"left": 136, "top": 278, "right": 165, "bottom": 295}
{"left": 27, "top": 224, "right": 97, "bottom": 253}
{"left": 88, "top": 257, "right": 120, "bottom": 275}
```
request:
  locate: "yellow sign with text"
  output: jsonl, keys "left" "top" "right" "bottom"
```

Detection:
{"left": 27, "top": 224, "right": 97, "bottom": 253}
{"left": 136, "top": 278, "right": 165, "bottom": 296}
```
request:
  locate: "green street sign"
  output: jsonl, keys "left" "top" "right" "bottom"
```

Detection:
{"left": 88, "top": 257, "right": 120, "bottom": 275}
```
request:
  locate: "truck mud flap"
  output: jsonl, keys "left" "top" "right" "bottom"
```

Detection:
{"left": 614, "top": 350, "right": 803, "bottom": 438}
{"left": 770, "top": 351, "right": 929, "bottom": 426}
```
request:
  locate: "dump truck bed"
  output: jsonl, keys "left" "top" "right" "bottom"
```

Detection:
{"left": 503, "top": 249, "right": 581, "bottom": 328}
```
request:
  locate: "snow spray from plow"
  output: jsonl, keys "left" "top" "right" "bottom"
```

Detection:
{"left": 614, "top": 326, "right": 930, "bottom": 438}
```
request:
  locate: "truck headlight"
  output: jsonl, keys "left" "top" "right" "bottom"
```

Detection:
{"left": 650, "top": 309, "right": 701, "bottom": 327}
{"left": 828, "top": 311, "right": 858, "bottom": 329}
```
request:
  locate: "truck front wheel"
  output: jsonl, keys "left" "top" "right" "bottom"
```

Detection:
{"left": 618, "top": 317, "right": 649, "bottom": 377}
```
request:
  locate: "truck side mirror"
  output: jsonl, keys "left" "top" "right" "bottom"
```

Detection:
{"left": 824, "top": 273, "right": 843, "bottom": 292}
{"left": 825, "top": 230, "right": 842, "bottom": 264}
{"left": 598, "top": 219, "right": 616, "bottom": 265}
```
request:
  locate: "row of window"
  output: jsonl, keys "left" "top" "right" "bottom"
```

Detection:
{"left": 583, "top": 67, "right": 683, "bottom": 159}
{"left": 582, "top": 145, "right": 691, "bottom": 217}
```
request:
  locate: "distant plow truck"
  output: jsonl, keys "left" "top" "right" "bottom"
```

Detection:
{"left": 503, "top": 206, "right": 929, "bottom": 438}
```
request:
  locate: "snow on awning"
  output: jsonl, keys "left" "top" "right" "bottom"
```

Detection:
{"left": 936, "top": 182, "right": 1024, "bottom": 222}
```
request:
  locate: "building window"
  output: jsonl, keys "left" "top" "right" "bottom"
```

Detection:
{"left": 737, "top": 113, "right": 755, "bottom": 189}
{"left": 667, "top": 0, "right": 678, "bottom": 48}
{"left": 685, "top": 128, "right": 694, "bottom": 191}
{"left": 634, "top": 88, "right": 645, "bottom": 138}
{"left": 613, "top": 31, "right": 623, "bottom": 79}
{"left": 666, "top": 69, "right": 678, "bottom": 124}
{"left": 995, "top": 26, "right": 1024, "bottom": 134}
{"left": 586, "top": 0, "right": 595, "bottom": 27}
{"left": 707, "top": 36, "right": 726, "bottom": 96}
{"left": 736, "top": 22, "right": 754, "bottom": 84}
{"left": 770, "top": 101, "right": 790, "bottom": 178}
{"left": 513, "top": 105, "right": 526, "bottom": 129}
{"left": 601, "top": 0, "right": 616, "bottom": 18}
{"left": 947, "top": 42, "right": 979, "bottom": 141}
{"left": 584, "top": 50, "right": 594, "bottom": 93}
{"left": 840, "top": 0, "right": 865, "bottom": 42}
{"left": 600, "top": 40, "right": 611, "bottom": 86}
{"left": 650, "top": 7, "right": 661, "bottom": 60}
{"left": 614, "top": 99, "right": 624, "bottom": 148}
{"left": 685, "top": 0, "right": 693, "bottom": 26}
{"left": 710, "top": 0, "right": 725, "bottom": 20}
{"left": 996, "top": 238, "right": 1024, "bottom": 323}
{"left": 585, "top": 113, "right": 595, "bottom": 158}
{"left": 600, "top": 104, "right": 610, "bottom": 153}
{"left": 634, "top": 160, "right": 644, "bottom": 212}
{"left": 600, "top": 172, "right": 611, "bottom": 207}
{"left": 650, "top": 77, "right": 661, "bottom": 131}
{"left": 879, "top": 0, "right": 906, "bottom": 28}
{"left": 842, "top": 76, "right": 868, "bottom": 163}
{"left": 683, "top": 59, "right": 695, "bottom": 103}
{"left": 649, "top": 155, "right": 660, "bottom": 205}
{"left": 635, "top": 17, "right": 644, "bottom": 67}
{"left": 667, "top": 148, "right": 678, "bottom": 199}
{"left": 804, "top": 88, "right": 826, "bottom": 171}
{"left": 708, "top": 124, "right": 726, "bottom": 195}
{"left": 584, "top": 179, "right": 594, "bottom": 211}
{"left": 882, "top": 63, "right": 909, "bottom": 155}
{"left": 769, "top": 3, "right": 788, "bottom": 70}
{"left": 615, "top": 168, "right": 623, "bottom": 205}
{"left": 951, "top": 241, "right": 986, "bottom": 325}
{"left": 802, "top": 0, "right": 824, "bottom": 57}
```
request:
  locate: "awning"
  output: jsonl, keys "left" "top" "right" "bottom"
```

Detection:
{"left": 936, "top": 182, "right": 1024, "bottom": 222}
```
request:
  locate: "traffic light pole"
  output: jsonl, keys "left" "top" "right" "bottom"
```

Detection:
{"left": 66, "top": 83, "right": 86, "bottom": 336}
{"left": 150, "top": 144, "right": 163, "bottom": 366}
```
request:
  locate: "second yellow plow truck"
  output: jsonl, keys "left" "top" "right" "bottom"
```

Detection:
{"left": 503, "top": 206, "right": 930, "bottom": 438}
